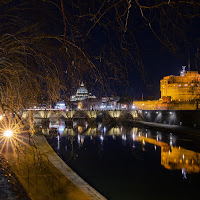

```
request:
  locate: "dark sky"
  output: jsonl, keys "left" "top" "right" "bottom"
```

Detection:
{"left": 3, "top": 0, "right": 200, "bottom": 99}
{"left": 131, "top": 15, "right": 200, "bottom": 99}
{"left": 129, "top": 29, "right": 187, "bottom": 99}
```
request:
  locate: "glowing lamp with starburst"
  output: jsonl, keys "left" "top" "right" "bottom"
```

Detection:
{"left": 3, "top": 130, "right": 13, "bottom": 138}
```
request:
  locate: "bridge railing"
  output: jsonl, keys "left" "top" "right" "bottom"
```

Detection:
{"left": 25, "top": 108, "right": 137, "bottom": 111}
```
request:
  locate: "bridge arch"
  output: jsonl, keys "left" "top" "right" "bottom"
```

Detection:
{"left": 72, "top": 110, "right": 91, "bottom": 119}
{"left": 119, "top": 112, "right": 134, "bottom": 121}
{"left": 119, "top": 110, "right": 138, "bottom": 120}
{"left": 96, "top": 111, "right": 113, "bottom": 121}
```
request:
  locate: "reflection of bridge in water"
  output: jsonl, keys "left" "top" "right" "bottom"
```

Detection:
{"left": 43, "top": 123, "right": 200, "bottom": 175}
{"left": 23, "top": 109, "right": 138, "bottom": 121}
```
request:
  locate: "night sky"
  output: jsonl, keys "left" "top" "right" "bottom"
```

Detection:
{"left": 2, "top": 0, "right": 200, "bottom": 99}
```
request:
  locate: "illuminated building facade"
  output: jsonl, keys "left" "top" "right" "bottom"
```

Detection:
{"left": 54, "top": 101, "right": 66, "bottom": 110}
{"left": 160, "top": 67, "right": 200, "bottom": 101}
{"left": 100, "top": 97, "right": 120, "bottom": 110}
{"left": 70, "top": 82, "right": 96, "bottom": 102}
{"left": 133, "top": 67, "right": 200, "bottom": 110}
{"left": 70, "top": 83, "right": 121, "bottom": 110}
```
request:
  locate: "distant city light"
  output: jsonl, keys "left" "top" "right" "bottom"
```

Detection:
{"left": 78, "top": 102, "right": 82, "bottom": 110}
{"left": 57, "top": 135, "right": 60, "bottom": 150}
{"left": 122, "top": 134, "right": 126, "bottom": 141}
{"left": 170, "top": 136, "right": 173, "bottom": 146}
{"left": 100, "top": 135, "right": 104, "bottom": 142}
{"left": 78, "top": 134, "right": 80, "bottom": 144}
{"left": 58, "top": 124, "right": 65, "bottom": 134}
{"left": 54, "top": 101, "right": 66, "bottom": 110}
{"left": 182, "top": 168, "right": 187, "bottom": 179}
{"left": 121, "top": 104, "right": 127, "bottom": 109}
{"left": 132, "top": 133, "right": 135, "bottom": 141}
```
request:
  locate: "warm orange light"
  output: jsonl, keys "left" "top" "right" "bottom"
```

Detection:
{"left": 78, "top": 102, "right": 82, "bottom": 110}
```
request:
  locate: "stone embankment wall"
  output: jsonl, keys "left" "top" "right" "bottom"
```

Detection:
{"left": 137, "top": 110, "right": 200, "bottom": 128}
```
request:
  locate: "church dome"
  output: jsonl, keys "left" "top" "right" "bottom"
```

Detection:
{"left": 76, "top": 82, "right": 88, "bottom": 94}
{"left": 70, "top": 82, "right": 96, "bottom": 102}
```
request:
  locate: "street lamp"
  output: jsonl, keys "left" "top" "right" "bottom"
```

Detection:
{"left": 3, "top": 130, "right": 13, "bottom": 138}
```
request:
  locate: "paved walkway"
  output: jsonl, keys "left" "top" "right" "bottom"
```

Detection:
{"left": 34, "top": 133, "right": 106, "bottom": 200}
{"left": 1, "top": 133, "right": 106, "bottom": 200}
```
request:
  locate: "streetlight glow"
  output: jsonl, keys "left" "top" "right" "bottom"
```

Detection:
{"left": 3, "top": 130, "right": 13, "bottom": 138}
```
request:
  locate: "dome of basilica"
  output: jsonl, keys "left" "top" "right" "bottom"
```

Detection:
{"left": 70, "top": 82, "right": 96, "bottom": 102}
{"left": 76, "top": 84, "right": 88, "bottom": 94}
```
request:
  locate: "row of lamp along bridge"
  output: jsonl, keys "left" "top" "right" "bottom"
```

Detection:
{"left": 22, "top": 109, "right": 139, "bottom": 122}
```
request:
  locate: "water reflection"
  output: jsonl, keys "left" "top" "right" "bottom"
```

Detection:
{"left": 43, "top": 119, "right": 200, "bottom": 176}
{"left": 161, "top": 146, "right": 200, "bottom": 174}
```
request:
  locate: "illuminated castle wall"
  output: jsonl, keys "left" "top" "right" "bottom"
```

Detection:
{"left": 133, "top": 67, "right": 200, "bottom": 110}
{"left": 160, "top": 68, "right": 200, "bottom": 101}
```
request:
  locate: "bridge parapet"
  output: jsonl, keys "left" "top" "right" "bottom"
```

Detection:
{"left": 106, "top": 110, "right": 121, "bottom": 118}
{"left": 23, "top": 109, "right": 138, "bottom": 120}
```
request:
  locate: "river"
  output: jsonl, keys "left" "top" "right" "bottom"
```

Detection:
{"left": 45, "top": 120, "right": 200, "bottom": 200}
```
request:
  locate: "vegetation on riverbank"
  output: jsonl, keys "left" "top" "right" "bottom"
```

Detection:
{"left": 1, "top": 132, "right": 92, "bottom": 200}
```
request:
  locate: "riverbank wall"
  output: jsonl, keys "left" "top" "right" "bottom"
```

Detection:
{"left": 137, "top": 110, "right": 200, "bottom": 128}
{"left": 2, "top": 132, "right": 106, "bottom": 200}
{"left": 34, "top": 132, "right": 106, "bottom": 200}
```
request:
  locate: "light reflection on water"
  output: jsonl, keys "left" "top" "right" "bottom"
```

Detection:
{"left": 43, "top": 119, "right": 200, "bottom": 175}
{"left": 44, "top": 119, "right": 200, "bottom": 199}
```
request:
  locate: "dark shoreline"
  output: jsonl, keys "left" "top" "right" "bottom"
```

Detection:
{"left": 133, "top": 120, "right": 200, "bottom": 136}
{"left": 0, "top": 155, "right": 31, "bottom": 200}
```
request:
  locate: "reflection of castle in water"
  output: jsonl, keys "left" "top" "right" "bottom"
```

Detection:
{"left": 161, "top": 146, "right": 200, "bottom": 173}
{"left": 44, "top": 120, "right": 200, "bottom": 174}
{"left": 132, "top": 129, "right": 200, "bottom": 174}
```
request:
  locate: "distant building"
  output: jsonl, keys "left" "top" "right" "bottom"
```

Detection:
{"left": 70, "top": 82, "right": 96, "bottom": 102}
{"left": 100, "top": 97, "right": 120, "bottom": 110}
{"left": 54, "top": 101, "right": 66, "bottom": 110}
{"left": 69, "top": 82, "right": 98, "bottom": 110}
{"left": 133, "top": 67, "right": 200, "bottom": 110}
{"left": 160, "top": 66, "right": 200, "bottom": 101}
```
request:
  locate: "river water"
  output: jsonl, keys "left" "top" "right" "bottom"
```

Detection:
{"left": 45, "top": 120, "right": 200, "bottom": 200}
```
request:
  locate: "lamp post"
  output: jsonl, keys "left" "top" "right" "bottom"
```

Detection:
{"left": 3, "top": 130, "right": 13, "bottom": 138}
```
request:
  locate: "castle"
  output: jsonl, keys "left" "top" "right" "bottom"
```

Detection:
{"left": 133, "top": 67, "right": 200, "bottom": 110}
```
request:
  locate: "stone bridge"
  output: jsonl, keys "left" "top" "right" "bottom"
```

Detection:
{"left": 22, "top": 109, "right": 138, "bottom": 121}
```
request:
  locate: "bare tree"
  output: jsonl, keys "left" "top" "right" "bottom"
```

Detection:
{"left": 48, "top": 0, "right": 200, "bottom": 93}
{"left": 0, "top": 0, "right": 200, "bottom": 198}
{"left": 0, "top": 0, "right": 199, "bottom": 129}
